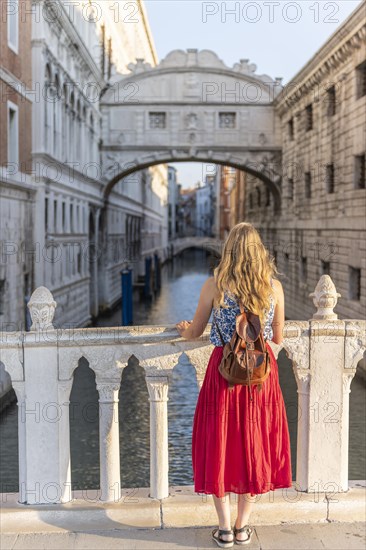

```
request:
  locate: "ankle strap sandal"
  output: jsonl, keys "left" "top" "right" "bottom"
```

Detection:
{"left": 233, "top": 524, "right": 253, "bottom": 545}
{"left": 212, "top": 527, "right": 234, "bottom": 548}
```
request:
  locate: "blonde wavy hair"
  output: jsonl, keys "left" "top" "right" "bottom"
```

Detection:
{"left": 213, "top": 222, "right": 279, "bottom": 326}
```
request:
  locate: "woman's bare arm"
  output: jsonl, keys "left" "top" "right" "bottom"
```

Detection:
{"left": 271, "top": 279, "right": 285, "bottom": 345}
{"left": 175, "top": 277, "right": 215, "bottom": 339}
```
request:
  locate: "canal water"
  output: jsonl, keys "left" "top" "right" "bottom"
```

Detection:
{"left": 0, "top": 248, "right": 365, "bottom": 494}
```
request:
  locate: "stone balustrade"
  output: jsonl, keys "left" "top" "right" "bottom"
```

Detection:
{"left": 0, "top": 276, "right": 365, "bottom": 505}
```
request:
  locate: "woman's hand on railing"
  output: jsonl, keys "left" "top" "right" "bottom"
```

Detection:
{"left": 175, "top": 320, "right": 193, "bottom": 338}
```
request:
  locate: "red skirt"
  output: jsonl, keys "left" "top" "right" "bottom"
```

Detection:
{"left": 191, "top": 342, "right": 293, "bottom": 497}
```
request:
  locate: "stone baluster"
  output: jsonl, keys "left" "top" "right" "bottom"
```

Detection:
{"left": 145, "top": 374, "right": 170, "bottom": 499}
{"left": 140, "top": 353, "right": 181, "bottom": 500}
{"left": 96, "top": 380, "right": 122, "bottom": 502}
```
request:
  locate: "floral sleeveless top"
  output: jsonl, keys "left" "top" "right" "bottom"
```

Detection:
{"left": 209, "top": 279, "right": 276, "bottom": 346}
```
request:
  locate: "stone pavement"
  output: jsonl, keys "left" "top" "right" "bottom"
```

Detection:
{"left": 1, "top": 522, "right": 365, "bottom": 550}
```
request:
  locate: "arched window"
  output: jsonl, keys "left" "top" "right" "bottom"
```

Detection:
{"left": 69, "top": 91, "right": 75, "bottom": 161}
{"left": 256, "top": 186, "right": 261, "bottom": 207}
{"left": 76, "top": 98, "right": 81, "bottom": 160}
{"left": 44, "top": 64, "right": 52, "bottom": 152}
{"left": 62, "top": 83, "right": 68, "bottom": 161}
{"left": 53, "top": 73, "right": 60, "bottom": 157}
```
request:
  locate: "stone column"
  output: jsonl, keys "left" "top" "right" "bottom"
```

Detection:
{"left": 96, "top": 381, "right": 122, "bottom": 502}
{"left": 145, "top": 374, "right": 170, "bottom": 499}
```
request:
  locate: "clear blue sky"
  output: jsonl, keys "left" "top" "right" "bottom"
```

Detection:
{"left": 144, "top": 0, "right": 363, "bottom": 186}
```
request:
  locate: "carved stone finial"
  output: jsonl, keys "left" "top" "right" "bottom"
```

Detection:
{"left": 309, "top": 275, "right": 341, "bottom": 320}
{"left": 27, "top": 286, "right": 57, "bottom": 331}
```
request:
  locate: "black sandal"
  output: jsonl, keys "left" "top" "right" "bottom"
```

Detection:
{"left": 212, "top": 527, "right": 234, "bottom": 548}
{"left": 233, "top": 524, "right": 253, "bottom": 545}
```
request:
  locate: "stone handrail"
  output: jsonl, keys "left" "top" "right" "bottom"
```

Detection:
{"left": 0, "top": 276, "right": 365, "bottom": 505}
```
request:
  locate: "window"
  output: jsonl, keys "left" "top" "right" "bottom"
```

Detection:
{"left": 45, "top": 198, "right": 48, "bottom": 232}
{"left": 326, "top": 163, "right": 335, "bottom": 193}
{"left": 54, "top": 200, "right": 57, "bottom": 233}
{"left": 354, "top": 154, "right": 365, "bottom": 189}
{"left": 149, "top": 112, "right": 166, "bottom": 129}
{"left": 256, "top": 187, "right": 261, "bottom": 207}
{"left": 7, "top": 0, "right": 19, "bottom": 53}
{"left": 70, "top": 203, "right": 74, "bottom": 232}
{"left": 356, "top": 60, "right": 366, "bottom": 99}
{"left": 219, "top": 112, "right": 236, "bottom": 128}
{"left": 305, "top": 104, "right": 313, "bottom": 131}
{"left": 284, "top": 252, "right": 290, "bottom": 267}
{"left": 321, "top": 261, "right": 330, "bottom": 275}
{"left": 288, "top": 118, "right": 294, "bottom": 140}
{"left": 0, "top": 279, "right": 5, "bottom": 315}
{"left": 288, "top": 178, "right": 294, "bottom": 200}
{"left": 326, "top": 85, "right": 336, "bottom": 116}
{"left": 62, "top": 202, "right": 66, "bottom": 231}
{"left": 7, "top": 101, "right": 19, "bottom": 165}
{"left": 300, "top": 256, "right": 307, "bottom": 282}
{"left": 305, "top": 172, "right": 312, "bottom": 198}
{"left": 349, "top": 267, "right": 361, "bottom": 300}
{"left": 265, "top": 187, "right": 271, "bottom": 206}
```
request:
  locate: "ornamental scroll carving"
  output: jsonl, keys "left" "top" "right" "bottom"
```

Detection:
{"left": 283, "top": 321, "right": 310, "bottom": 370}
{"left": 96, "top": 381, "right": 122, "bottom": 403}
{"left": 344, "top": 321, "right": 366, "bottom": 371}
{"left": 145, "top": 377, "right": 169, "bottom": 402}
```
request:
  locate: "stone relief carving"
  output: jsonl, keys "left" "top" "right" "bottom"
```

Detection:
{"left": 283, "top": 321, "right": 310, "bottom": 370}
{"left": 96, "top": 381, "right": 122, "bottom": 402}
{"left": 345, "top": 321, "right": 366, "bottom": 370}
{"left": 186, "top": 113, "right": 198, "bottom": 129}
{"left": 145, "top": 377, "right": 170, "bottom": 402}
{"left": 27, "top": 286, "right": 57, "bottom": 331}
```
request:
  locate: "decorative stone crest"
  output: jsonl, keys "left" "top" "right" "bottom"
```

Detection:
{"left": 27, "top": 286, "right": 57, "bottom": 331}
{"left": 309, "top": 275, "right": 341, "bottom": 320}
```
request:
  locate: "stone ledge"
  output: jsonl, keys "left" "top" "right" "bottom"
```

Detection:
{"left": 0, "top": 488, "right": 161, "bottom": 533}
{"left": 328, "top": 480, "right": 366, "bottom": 522}
{"left": 0, "top": 483, "right": 364, "bottom": 534}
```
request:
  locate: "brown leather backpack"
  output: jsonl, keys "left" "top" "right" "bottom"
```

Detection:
{"left": 214, "top": 301, "right": 271, "bottom": 401}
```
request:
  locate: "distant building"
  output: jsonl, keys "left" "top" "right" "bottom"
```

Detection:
{"left": 167, "top": 166, "right": 180, "bottom": 240}
{"left": 178, "top": 187, "right": 197, "bottom": 237}
{"left": 196, "top": 179, "right": 215, "bottom": 237}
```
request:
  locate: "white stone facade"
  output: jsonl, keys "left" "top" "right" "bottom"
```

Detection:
{"left": 27, "top": 0, "right": 167, "bottom": 327}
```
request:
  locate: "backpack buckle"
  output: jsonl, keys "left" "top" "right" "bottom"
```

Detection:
{"left": 246, "top": 341, "right": 255, "bottom": 350}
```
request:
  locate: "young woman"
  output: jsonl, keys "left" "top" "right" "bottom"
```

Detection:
{"left": 175, "top": 222, "right": 292, "bottom": 548}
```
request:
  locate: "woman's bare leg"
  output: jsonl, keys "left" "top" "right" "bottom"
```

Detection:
{"left": 234, "top": 493, "right": 256, "bottom": 541}
{"left": 212, "top": 492, "right": 233, "bottom": 542}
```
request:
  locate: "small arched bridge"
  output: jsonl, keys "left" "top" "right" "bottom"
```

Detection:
{"left": 170, "top": 237, "right": 222, "bottom": 257}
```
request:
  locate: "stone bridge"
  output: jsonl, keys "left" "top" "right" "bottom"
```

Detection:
{"left": 100, "top": 49, "right": 283, "bottom": 211}
{"left": 170, "top": 237, "right": 222, "bottom": 256}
